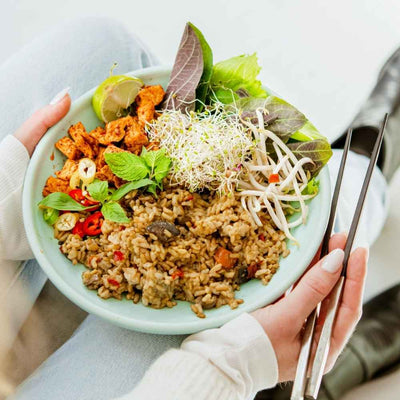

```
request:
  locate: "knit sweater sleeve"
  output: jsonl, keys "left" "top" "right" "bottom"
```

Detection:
{"left": 0, "top": 135, "right": 33, "bottom": 261}
{"left": 115, "top": 313, "right": 279, "bottom": 400}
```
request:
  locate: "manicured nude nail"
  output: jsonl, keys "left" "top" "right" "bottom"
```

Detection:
{"left": 360, "top": 246, "right": 370, "bottom": 262}
{"left": 321, "top": 248, "right": 344, "bottom": 273}
{"left": 364, "top": 247, "right": 370, "bottom": 262}
{"left": 50, "top": 87, "right": 70, "bottom": 105}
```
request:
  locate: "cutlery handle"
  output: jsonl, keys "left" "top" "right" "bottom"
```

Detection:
{"left": 305, "top": 276, "right": 345, "bottom": 399}
{"left": 291, "top": 307, "right": 318, "bottom": 400}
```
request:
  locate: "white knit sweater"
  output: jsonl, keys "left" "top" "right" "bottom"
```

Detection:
{"left": 0, "top": 135, "right": 279, "bottom": 400}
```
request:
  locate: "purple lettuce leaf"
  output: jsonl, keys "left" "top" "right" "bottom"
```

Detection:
{"left": 163, "top": 23, "right": 204, "bottom": 112}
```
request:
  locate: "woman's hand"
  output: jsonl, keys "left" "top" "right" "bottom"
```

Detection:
{"left": 251, "top": 232, "right": 368, "bottom": 382}
{"left": 14, "top": 88, "right": 71, "bottom": 156}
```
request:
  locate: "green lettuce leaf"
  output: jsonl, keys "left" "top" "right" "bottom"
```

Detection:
{"left": 287, "top": 121, "right": 332, "bottom": 177}
{"left": 209, "top": 53, "right": 267, "bottom": 104}
{"left": 302, "top": 177, "right": 320, "bottom": 195}
{"left": 290, "top": 121, "right": 328, "bottom": 142}
{"left": 235, "top": 96, "right": 306, "bottom": 142}
{"left": 287, "top": 139, "right": 333, "bottom": 177}
{"left": 234, "top": 95, "right": 331, "bottom": 176}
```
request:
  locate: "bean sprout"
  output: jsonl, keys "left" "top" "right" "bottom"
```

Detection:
{"left": 238, "top": 109, "right": 316, "bottom": 244}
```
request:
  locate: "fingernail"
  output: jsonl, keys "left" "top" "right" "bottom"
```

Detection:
{"left": 321, "top": 248, "right": 344, "bottom": 273}
{"left": 50, "top": 87, "right": 70, "bottom": 105}
{"left": 365, "top": 247, "right": 370, "bottom": 262}
{"left": 356, "top": 242, "right": 370, "bottom": 261}
{"left": 363, "top": 246, "right": 370, "bottom": 262}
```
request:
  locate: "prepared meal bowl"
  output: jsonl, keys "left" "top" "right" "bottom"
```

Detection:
{"left": 23, "top": 23, "right": 331, "bottom": 333}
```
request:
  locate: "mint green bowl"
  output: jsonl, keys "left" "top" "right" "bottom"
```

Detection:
{"left": 22, "top": 66, "right": 331, "bottom": 334}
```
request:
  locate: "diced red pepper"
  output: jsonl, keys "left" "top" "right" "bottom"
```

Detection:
{"left": 214, "top": 247, "right": 236, "bottom": 269}
{"left": 107, "top": 278, "right": 120, "bottom": 287}
{"left": 113, "top": 251, "right": 124, "bottom": 262}
{"left": 171, "top": 269, "right": 184, "bottom": 280}
{"left": 83, "top": 211, "right": 104, "bottom": 236}
{"left": 258, "top": 233, "right": 266, "bottom": 241}
{"left": 72, "top": 221, "right": 85, "bottom": 238}
{"left": 247, "top": 262, "right": 259, "bottom": 279}
{"left": 69, "top": 189, "right": 100, "bottom": 209}
{"left": 185, "top": 195, "right": 194, "bottom": 201}
{"left": 268, "top": 174, "right": 280, "bottom": 184}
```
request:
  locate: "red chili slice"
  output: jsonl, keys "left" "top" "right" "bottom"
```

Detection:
{"left": 83, "top": 211, "right": 104, "bottom": 236}
{"left": 185, "top": 195, "right": 194, "bottom": 201}
{"left": 107, "top": 278, "right": 120, "bottom": 287}
{"left": 72, "top": 221, "right": 85, "bottom": 238}
{"left": 268, "top": 174, "right": 280, "bottom": 184}
{"left": 69, "top": 189, "right": 100, "bottom": 208}
{"left": 258, "top": 233, "right": 266, "bottom": 241}
{"left": 69, "top": 189, "right": 85, "bottom": 202}
{"left": 113, "top": 251, "right": 124, "bottom": 262}
{"left": 171, "top": 269, "right": 184, "bottom": 280}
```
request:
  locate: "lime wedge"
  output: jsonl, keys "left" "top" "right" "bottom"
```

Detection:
{"left": 92, "top": 75, "right": 144, "bottom": 123}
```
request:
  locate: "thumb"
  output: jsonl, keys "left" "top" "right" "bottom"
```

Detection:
{"left": 14, "top": 88, "right": 71, "bottom": 156}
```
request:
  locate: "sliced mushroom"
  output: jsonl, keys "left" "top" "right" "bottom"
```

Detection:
{"left": 146, "top": 221, "right": 180, "bottom": 242}
{"left": 236, "top": 264, "right": 250, "bottom": 284}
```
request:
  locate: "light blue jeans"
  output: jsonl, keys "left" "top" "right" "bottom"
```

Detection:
{"left": 4, "top": 17, "right": 387, "bottom": 400}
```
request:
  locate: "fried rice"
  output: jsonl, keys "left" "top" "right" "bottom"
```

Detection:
{"left": 57, "top": 185, "right": 289, "bottom": 318}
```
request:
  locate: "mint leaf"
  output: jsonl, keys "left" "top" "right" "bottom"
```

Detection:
{"left": 87, "top": 179, "right": 108, "bottom": 202}
{"left": 154, "top": 157, "right": 172, "bottom": 183}
{"left": 38, "top": 192, "right": 89, "bottom": 211}
{"left": 141, "top": 148, "right": 166, "bottom": 171}
{"left": 105, "top": 152, "right": 149, "bottom": 181}
{"left": 101, "top": 202, "right": 130, "bottom": 223}
{"left": 140, "top": 146, "right": 148, "bottom": 157}
{"left": 147, "top": 182, "right": 157, "bottom": 195}
{"left": 110, "top": 178, "right": 154, "bottom": 201}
